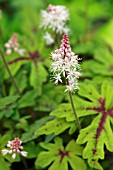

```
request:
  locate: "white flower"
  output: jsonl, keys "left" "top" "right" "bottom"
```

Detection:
{"left": 51, "top": 53, "right": 59, "bottom": 60}
{"left": 17, "top": 49, "right": 26, "bottom": 56}
{"left": 4, "top": 43, "right": 11, "bottom": 48}
{"left": 8, "top": 150, "right": 13, "bottom": 154}
{"left": 6, "top": 49, "right": 12, "bottom": 55}
{"left": 12, "top": 153, "right": 16, "bottom": 159}
{"left": 7, "top": 141, "right": 12, "bottom": 147}
{"left": 62, "top": 27, "right": 70, "bottom": 34}
{"left": 43, "top": 32, "right": 54, "bottom": 46}
{"left": 53, "top": 73, "right": 62, "bottom": 84}
{"left": 21, "top": 151, "right": 28, "bottom": 157}
{"left": 40, "top": 4, "right": 70, "bottom": 34}
{"left": 1, "top": 149, "right": 9, "bottom": 155}
{"left": 50, "top": 34, "right": 82, "bottom": 92}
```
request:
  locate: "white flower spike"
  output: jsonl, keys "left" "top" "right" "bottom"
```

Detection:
{"left": 50, "top": 34, "right": 82, "bottom": 92}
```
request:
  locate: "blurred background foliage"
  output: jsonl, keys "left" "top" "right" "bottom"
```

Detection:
{"left": 0, "top": 0, "right": 113, "bottom": 170}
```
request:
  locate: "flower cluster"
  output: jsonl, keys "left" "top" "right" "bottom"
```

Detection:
{"left": 50, "top": 34, "right": 82, "bottom": 92}
{"left": 40, "top": 4, "right": 69, "bottom": 34}
{"left": 4, "top": 33, "right": 25, "bottom": 56}
{"left": 40, "top": 4, "right": 70, "bottom": 46}
{"left": 1, "top": 137, "right": 28, "bottom": 159}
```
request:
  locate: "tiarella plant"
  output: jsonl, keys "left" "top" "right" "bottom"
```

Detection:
{"left": 50, "top": 34, "right": 81, "bottom": 130}
{"left": 1, "top": 1, "right": 113, "bottom": 170}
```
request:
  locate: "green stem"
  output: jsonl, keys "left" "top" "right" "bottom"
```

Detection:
{"left": 66, "top": 77, "right": 81, "bottom": 131}
{"left": 0, "top": 49, "right": 21, "bottom": 95}
{"left": 21, "top": 156, "right": 29, "bottom": 170}
{"left": 0, "top": 27, "right": 4, "bottom": 43}
{"left": 54, "top": 32, "right": 60, "bottom": 48}
{"left": 68, "top": 90, "right": 81, "bottom": 131}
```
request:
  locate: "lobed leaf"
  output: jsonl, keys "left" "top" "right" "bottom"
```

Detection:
{"left": 35, "top": 137, "right": 87, "bottom": 170}
{"left": 76, "top": 81, "right": 113, "bottom": 169}
{"left": 35, "top": 117, "right": 76, "bottom": 136}
{"left": 21, "top": 116, "right": 51, "bottom": 143}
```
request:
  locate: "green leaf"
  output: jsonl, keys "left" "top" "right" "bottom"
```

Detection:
{"left": 76, "top": 81, "right": 113, "bottom": 169}
{"left": 9, "top": 70, "right": 27, "bottom": 95}
{"left": 21, "top": 116, "right": 51, "bottom": 143}
{"left": 4, "top": 58, "right": 28, "bottom": 79}
{"left": 82, "top": 47, "right": 113, "bottom": 78}
{"left": 78, "top": 83, "right": 100, "bottom": 102}
{"left": 34, "top": 84, "right": 66, "bottom": 112}
{"left": 0, "top": 156, "right": 10, "bottom": 170}
{"left": 0, "top": 134, "right": 12, "bottom": 170}
{"left": 50, "top": 104, "right": 75, "bottom": 122}
{"left": 18, "top": 90, "right": 37, "bottom": 108}
{"left": 0, "top": 95, "right": 19, "bottom": 109}
{"left": 77, "top": 115, "right": 113, "bottom": 170}
{"left": 16, "top": 116, "right": 30, "bottom": 131}
{"left": 35, "top": 137, "right": 87, "bottom": 170}
{"left": 35, "top": 87, "right": 100, "bottom": 137}
{"left": 96, "top": 19, "right": 113, "bottom": 49}
{"left": 35, "top": 117, "right": 76, "bottom": 136}
{"left": 0, "top": 133, "right": 11, "bottom": 149}
{"left": 24, "top": 142, "right": 42, "bottom": 159}
{"left": 0, "top": 95, "right": 19, "bottom": 119}
{"left": 30, "top": 62, "right": 48, "bottom": 96}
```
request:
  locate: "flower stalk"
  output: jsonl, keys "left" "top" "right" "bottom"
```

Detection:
{"left": 69, "top": 90, "right": 81, "bottom": 131}
{"left": 0, "top": 49, "right": 21, "bottom": 95}
{"left": 65, "top": 73, "right": 81, "bottom": 131}
{"left": 50, "top": 34, "right": 82, "bottom": 131}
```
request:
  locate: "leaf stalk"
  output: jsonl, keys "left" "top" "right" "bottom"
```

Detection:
{"left": 0, "top": 49, "right": 21, "bottom": 95}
